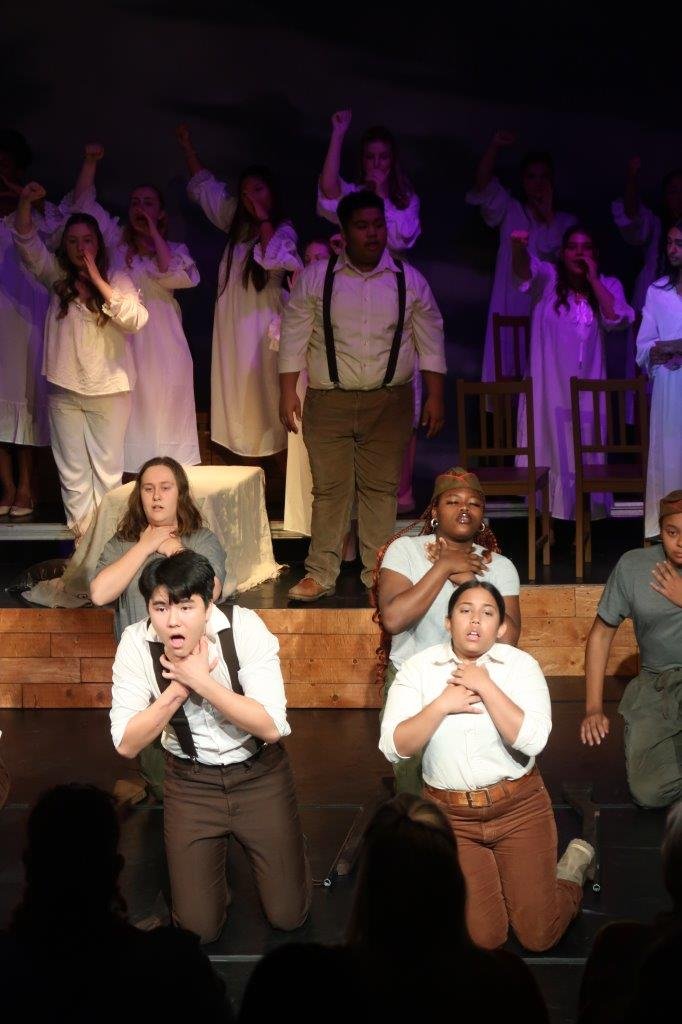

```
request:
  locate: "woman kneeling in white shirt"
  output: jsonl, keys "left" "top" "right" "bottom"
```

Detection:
{"left": 380, "top": 579, "right": 594, "bottom": 951}
{"left": 13, "top": 183, "right": 148, "bottom": 539}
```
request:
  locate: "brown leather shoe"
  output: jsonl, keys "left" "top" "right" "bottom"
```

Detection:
{"left": 287, "top": 576, "right": 335, "bottom": 602}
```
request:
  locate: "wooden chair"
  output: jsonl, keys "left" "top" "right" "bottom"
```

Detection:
{"left": 492, "top": 313, "right": 531, "bottom": 381}
{"left": 456, "top": 378, "right": 550, "bottom": 581}
{"left": 571, "top": 377, "right": 649, "bottom": 580}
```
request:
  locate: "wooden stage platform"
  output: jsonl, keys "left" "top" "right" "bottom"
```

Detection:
{"left": 0, "top": 585, "right": 636, "bottom": 709}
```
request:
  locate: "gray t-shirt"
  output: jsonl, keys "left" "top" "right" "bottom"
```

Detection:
{"left": 597, "top": 545, "right": 682, "bottom": 672}
{"left": 381, "top": 533, "right": 521, "bottom": 669}
{"left": 95, "top": 528, "right": 227, "bottom": 640}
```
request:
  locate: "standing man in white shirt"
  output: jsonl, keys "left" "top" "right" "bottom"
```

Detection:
{"left": 110, "top": 550, "right": 311, "bottom": 944}
{"left": 279, "top": 190, "right": 447, "bottom": 601}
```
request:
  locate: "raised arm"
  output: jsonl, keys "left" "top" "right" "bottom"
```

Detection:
{"left": 176, "top": 123, "right": 205, "bottom": 179}
{"left": 73, "top": 142, "right": 105, "bottom": 203}
{"left": 580, "top": 616, "right": 617, "bottom": 746}
{"left": 473, "top": 129, "right": 517, "bottom": 195}
{"left": 320, "top": 110, "right": 352, "bottom": 200}
{"left": 13, "top": 183, "right": 61, "bottom": 287}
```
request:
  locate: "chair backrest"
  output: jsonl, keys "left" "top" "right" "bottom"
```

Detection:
{"left": 492, "top": 313, "right": 531, "bottom": 381}
{"left": 456, "top": 378, "right": 537, "bottom": 471}
{"left": 570, "top": 376, "right": 649, "bottom": 481}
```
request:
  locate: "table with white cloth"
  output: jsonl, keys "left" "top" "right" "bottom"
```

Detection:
{"left": 26, "top": 466, "right": 281, "bottom": 608}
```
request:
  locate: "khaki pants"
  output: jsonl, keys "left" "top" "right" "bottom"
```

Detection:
{"left": 163, "top": 744, "right": 311, "bottom": 944}
{"left": 620, "top": 666, "right": 682, "bottom": 809}
{"left": 302, "top": 384, "right": 413, "bottom": 588}
{"left": 427, "top": 769, "right": 582, "bottom": 951}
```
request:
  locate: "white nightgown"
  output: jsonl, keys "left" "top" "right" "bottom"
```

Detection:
{"left": 635, "top": 279, "right": 682, "bottom": 538}
{"left": 517, "top": 260, "right": 634, "bottom": 520}
{"left": 0, "top": 202, "right": 66, "bottom": 446}
{"left": 188, "top": 170, "right": 301, "bottom": 457}
{"left": 612, "top": 199, "right": 662, "bottom": 386}
{"left": 316, "top": 176, "right": 421, "bottom": 255}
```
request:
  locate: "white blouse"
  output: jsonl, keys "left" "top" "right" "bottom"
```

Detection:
{"left": 317, "top": 176, "right": 421, "bottom": 254}
{"left": 380, "top": 641, "right": 552, "bottom": 791}
{"left": 13, "top": 229, "right": 148, "bottom": 395}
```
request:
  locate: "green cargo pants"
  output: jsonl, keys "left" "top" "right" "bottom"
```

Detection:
{"left": 619, "top": 666, "right": 682, "bottom": 809}
{"left": 381, "top": 661, "right": 424, "bottom": 796}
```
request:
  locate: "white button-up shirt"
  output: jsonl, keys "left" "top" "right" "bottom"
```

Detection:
{"left": 13, "top": 229, "right": 148, "bottom": 395}
{"left": 278, "top": 248, "right": 446, "bottom": 390}
{"left": 380, "top": 642, "right": 552, "bottom": 791}
{"left": 110, "top": 604, "right": 290, "bottom": 765}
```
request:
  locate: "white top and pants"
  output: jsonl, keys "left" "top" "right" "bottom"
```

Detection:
{"left": 187, "top": 171, "right": 302, "bottom": 457}
{"left": 13, "top": 229, "right": 148, "bottom": 536}
{"left": 110, "top": 604, "right": 310, "bottom": 943}
{"left": 380, "top": 641, "right": 582, "bottom": 951}
{"left": 636, "top": 279, "right": 682, "bottom": 537}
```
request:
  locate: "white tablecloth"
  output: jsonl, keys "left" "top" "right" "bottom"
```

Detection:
{"left": 27, "top": 466, "right": 281, "bottom": 607}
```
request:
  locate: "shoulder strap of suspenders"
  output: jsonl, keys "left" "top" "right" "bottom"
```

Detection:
{"left": 381, "top": 258, "right": 406, "bottom": 387}
{"left": 148, "top": 637, "right": 199, "bottom": 762}
{"left": 218, "top": 605, "right": 264, "bottom": 751}
{"left": 146, "top": 605, "right": 261, "bottom": 762}
{"left": 322, "top": 254, "right": 406, "bottom": 389}
{"left": 322, "top": 253, "right": 340, "bottom": 385}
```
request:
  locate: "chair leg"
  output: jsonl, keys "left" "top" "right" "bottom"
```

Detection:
{"left": 575, "top": 489, "right": 584, "bottom": 580}
{"left": 542, "top": 479, "right": 551, "bottom": 566}
{"left": 528, "top": 489, "right": 537, "bottom": 582}
{"left": 585, "top": 495, "right": 592, "bottom": 564}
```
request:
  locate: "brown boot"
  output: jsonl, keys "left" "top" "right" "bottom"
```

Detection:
{"left": 287, "top": 576, "right": 335, "bottom": 602}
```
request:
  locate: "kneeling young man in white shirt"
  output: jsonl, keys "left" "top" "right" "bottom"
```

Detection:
{"left": 110, "top": 549, "right": 311, "bottom": 943}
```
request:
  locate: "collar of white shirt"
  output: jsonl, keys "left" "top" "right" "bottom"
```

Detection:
{"left": 430, "top": 641, "right": 509, "bottom": 668}
{"left": 144, "top": 602, "right": 230, "bottom": 646}
{"left": 334, "top": 248, "right": 400, "bottom": 278}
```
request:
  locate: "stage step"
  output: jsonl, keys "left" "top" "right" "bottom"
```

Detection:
{"left": 0, "top": 585, "right": 636, "bottom": 710}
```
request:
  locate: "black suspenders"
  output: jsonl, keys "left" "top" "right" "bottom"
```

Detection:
{"left": 322, "top": 254, "right": 406, "bottom": 388}
{"left": 147, "top": 605, "right": 253, "bottom": 763}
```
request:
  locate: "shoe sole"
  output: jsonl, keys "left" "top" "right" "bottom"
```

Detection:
{"left": 287, "top": 589, "right": 336, "bottom": 603}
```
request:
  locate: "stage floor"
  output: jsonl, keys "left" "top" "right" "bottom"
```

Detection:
{"left": 0, "top": 703, "right": 668, "bottom": 1024}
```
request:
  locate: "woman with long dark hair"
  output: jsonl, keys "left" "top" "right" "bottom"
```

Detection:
{"left": 636, "top": 220, "right": 682, "bottom": 537}
{"left": 90, "top": 456, "right": 225, "bottom": 800}
{"left": 177, "top": 124, "right": 301, "bottom": 462}
{"left": 317, "top": 110, "right": 420, "bottom": 255}
{"left": 511, "top": 224, "right": 634, "bottom": 521}
{"left": 380, "top": 581, "right": 594, "bottom": 952}
{"left": 466, "top": 130, "right": 576, "bottom": 382}
{"left": 72, "top": 144, "right": 201, "bottom": 474}
{"left": 13, "top": 184, "right": 148, "bottom": 539}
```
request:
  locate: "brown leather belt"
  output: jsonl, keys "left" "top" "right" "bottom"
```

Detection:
{"left": 424, "top": 766, "right": 539, "bottom": 808}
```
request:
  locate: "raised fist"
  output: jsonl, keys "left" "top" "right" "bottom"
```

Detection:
{"left": 84, "top": 142, "right": 105, "bottom": 161}
{"left": 331, "top": 110, "right": 352, "bottom": 133}
{"left": 510, "top": 229, "right": 530, "bottom": 246}
{"left": 21, "top": 181, "right": 47, "bottom": 204}
{"left": 492, "top": 129, "right": 517, "bottom": 148}
{"left": 176, "top": 123, "right": 193, "bottom": 149}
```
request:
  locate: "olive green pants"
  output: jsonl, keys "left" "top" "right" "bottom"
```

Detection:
{"left": 140, "top": 738, "right": 166, "bottom": 802}
{"left": 382, "top": 660, "right": 423, "bottom": 796}
{"left": 620, "top": 666, "right": 682, "bottom": 809}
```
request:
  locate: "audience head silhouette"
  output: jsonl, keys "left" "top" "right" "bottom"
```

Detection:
{"left": 15, "top": 783, "right": 124, "bottom": 934}
{"left": 347, "top": 793, "right": 468, "bottom": 956}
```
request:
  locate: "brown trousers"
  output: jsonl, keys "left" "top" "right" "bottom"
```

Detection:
{"left": 163, "top": 743, "right": 311, "bottom": 944}
{"left": 426, "top": 769, "right": 582, "bottom": 952}
{"left": 302, "top": 383, "right": 413, "bottom": 588}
